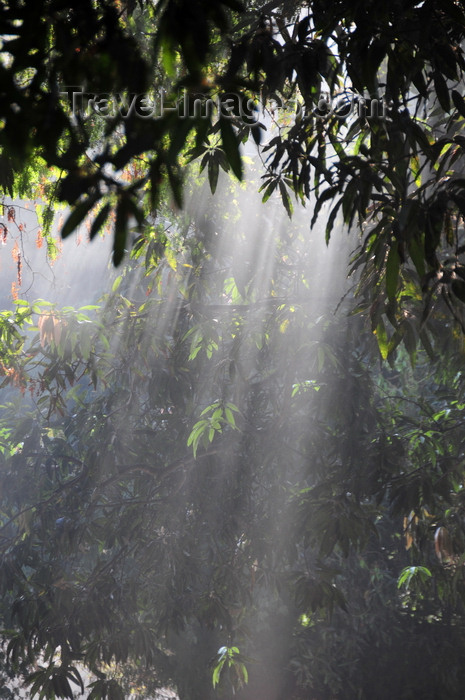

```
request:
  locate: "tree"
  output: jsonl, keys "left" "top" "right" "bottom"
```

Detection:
{"left": 1, "top": 174, "right": 465, "bottom": 698}
{"left": 3, "top": 2, "right": 465, "bottom": 699}
{"left": 3, "top": 1, "right": 465, "bottom": 349}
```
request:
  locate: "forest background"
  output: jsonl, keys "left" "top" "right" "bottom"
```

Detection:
{"left": 2, "top": 1, "right": 465, "bottom": 698}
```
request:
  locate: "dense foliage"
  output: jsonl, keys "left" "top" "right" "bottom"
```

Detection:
{"left": 1, "top": 180, "right": 465, "bottom": 698}
{"left": 3, "top": 0, "right": 465, "bottom": 349}
{"left": 3, "top": 1, "right": 465, "bottom": 699}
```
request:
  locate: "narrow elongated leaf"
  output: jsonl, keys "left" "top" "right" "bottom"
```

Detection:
{"left": 325, "top": 197, "right": 343, "bottom": 243}
{"left": 220, "top": 117, "right": 242, "bottom": 180}
{"left": 386, "top": 243, "right": 400, "bottom": 301}
{"left": 408, "top": 236, "right": 425, "bottom": 279}
{"left": 167, "top": 165, "right": 183, "bottom": 207}
{"left": 208, "top": 157, "right": 219, "bottom": 194}
{"left": 260, "top": 179, "right": 278, "bottom": 203}
{"left": 374, "top": 319, "right": 389, "bottom": 360}
{"left": 61, "top": 195, "right": 98, "bottom": 239}
{"left": 434, "top": 71, "right": 451, "bottom": 112}
{"left": 311, "top": 185, "right": 339, "bottom": 228}
{"left": 452, "top": 90, "right": 465, "bottom": 118}
{"left": 90, "top": 203, "right": 111, "bottom": 240}
{"left": 279, "top": 181, "right": 293, "bottom": 218}
{"left": 113, "top": 195, "right": 130, "bottom": 266}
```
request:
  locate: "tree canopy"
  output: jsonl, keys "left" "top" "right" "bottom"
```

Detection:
{"left": 3, "top": 194, "right": 465, "bottom": 699}
{"left": 4, "top": 0, "right": 465, "bottom": 347}
{"left": 3, "top": 1, "right": 465, "bottom": 699}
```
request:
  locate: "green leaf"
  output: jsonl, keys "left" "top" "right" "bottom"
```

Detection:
{"left": 225, "top": 407, "right": 236, "bottom": 428}
{"left": 167, "top": 165, "right": 183, "bottom": 208}
{"left": 385, "top": 243, "right": 400, "bottom": 301}
{"left": 112, "top": 275, "right": 122, "bottom": 292}
{"left": 169, "top": 117, "right": 195, "bottom": 160}
{"left": 61, "top": 195, "right": 98, "bottom": 239}
{"left": 208, "top": 157, "right": 220, "bottom": 194}
{"left": 408, "top": 236, "right": 426, "bottom": 280}
{"left": 397, "top": 565, "right": 432, "bottom": 590}
{"left": 325, "top": 197, "right": 342, "bottom": 243}
{"left": 311, "top": 185, "right": 339, "bottom": 228}
{"left": 410, "top": 155, "right": 422, "bottom": 187}
{"left": 90, "top": 203, "right": 111, "bottom": 240}
{"left": 260, "top": 179, "right": 278, "bottom": 203}
{"left": 212, "top": 662, "right": 223, "bottom": 688}
{"left": 279, "top": 181, "right": 293, "bottom": 218}
{"left": 374, "top": 319, "right": 389, "bottom": 360}
{"left": 160, "top": 36, "right": 177, "bottom": 77}
{"left": 452, "top": 90, "right": 465, "bottom": 119}
{"left": 220, "top": 117, "right": 242, "bottom": 180}
{"left": 434, "top": 71, "right": 451, "bottom": 112}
